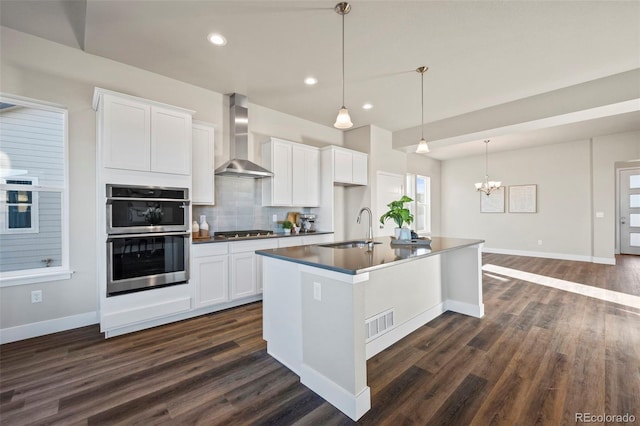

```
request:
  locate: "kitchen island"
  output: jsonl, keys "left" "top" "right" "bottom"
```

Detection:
{"left": 256, "top": 236, "right": 484, "bottom": 420}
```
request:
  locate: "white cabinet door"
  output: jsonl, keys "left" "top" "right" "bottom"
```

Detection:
{"left": 151, "top": 106, "right": 192, "bottom": 175}
{"left": 306, "top": 147, "right": 320, "bottom": 206}
{"left": 102, "top": 94, "right": 151, "bottom": 171}
{"left": 192, "top": 255, "right": 229, "bottom": 308}
{"left": 291, "top": 145, "right": 306, "bottom": 206}
{"left": 291, "top": 145, "right": 319, "bottom": 207}
{"left": 271, "top": 140, "right": 292, "bottom": 206}
{"left": 352, "top": 152, "right": 368, "bottom": 185}
{"left": 192, "top": 123, "right": 215, "bottom": 205}
{"left": 333, "top": 149, "right": 353, "bottom": 183}
{"left": 230, "top": 252, "right": 257, "bottom": 299}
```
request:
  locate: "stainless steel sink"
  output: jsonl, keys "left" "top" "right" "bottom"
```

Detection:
{"left": 319, "top": 240, "right": 382, "bottom": 249}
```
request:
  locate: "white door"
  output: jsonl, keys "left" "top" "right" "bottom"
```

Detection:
{"left": 620, "top": 168, "right": 640, "bottom": 255}
{"left": 376, "top": 171, "right": 405, "bottom": 237}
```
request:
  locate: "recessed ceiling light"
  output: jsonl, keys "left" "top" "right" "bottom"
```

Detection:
{"left": 362, "top": 103, "right": 373, "bottom": 110}
{"left": 304, "top": 77, "right": 318, "bottom": 86}
{"left": 207, "top": 33, "right": 227, "bottom": 46}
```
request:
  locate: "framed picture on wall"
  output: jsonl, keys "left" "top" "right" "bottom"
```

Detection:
{"left": 480, "top": 186, "right": 505, "bottom": 213}
{"left": 509, "top": 184, "right": 537, "bottom": 213}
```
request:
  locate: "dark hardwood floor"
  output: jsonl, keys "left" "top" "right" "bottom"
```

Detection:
{"left": 1, "top": 254, "right": 639, "bottom": 425}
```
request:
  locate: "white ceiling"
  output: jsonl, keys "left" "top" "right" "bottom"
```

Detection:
{"left": 1, "top": 0, "right": 639, "bottom": 158}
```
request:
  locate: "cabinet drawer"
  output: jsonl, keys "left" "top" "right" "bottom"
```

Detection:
{"left": 278, "top": 236, "right": 304, "bottom": 248}
{"left": 192, "top": 242, "right": 229, "bottom": 257}
{"left": 230, "top": 239, "right": 279, "bottom": 253}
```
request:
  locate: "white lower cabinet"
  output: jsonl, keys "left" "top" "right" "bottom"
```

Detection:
{"left": 191, "top": 242, "right": 230, "bottom": 309}
{"left": 191, "top": 235, "right": 332, "bottom": 308}
{"left": 230, "top": 252, "right": 257, "bottom": 299}
{"left": 192, "top": 255, "right": 229, "bottom": 308}
{"left": 230, "top": 239, "right": 279, "bottom": 300}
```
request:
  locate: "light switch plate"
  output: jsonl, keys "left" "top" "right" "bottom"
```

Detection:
{"left": 313, "top": 282, "right": 321, "bottom": 301}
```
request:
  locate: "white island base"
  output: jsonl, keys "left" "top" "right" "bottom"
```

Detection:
{"left": 260, "top": 241, "right": 484, "bottom": 421}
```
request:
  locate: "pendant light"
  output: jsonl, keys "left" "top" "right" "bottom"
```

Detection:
{"left": 415, "top": 66, "right": 430, "bottom": 153}
{"left": 334, "top": 2, "right": 353, "bottom": 129}
{"left": 475, "top": 140, "right": 501, "bottom": 195}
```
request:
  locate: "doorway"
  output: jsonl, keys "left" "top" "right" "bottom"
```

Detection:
{"left": 619, "top": 167, "right": 640, "bottom": 255}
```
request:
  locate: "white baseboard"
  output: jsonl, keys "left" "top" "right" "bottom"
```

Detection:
{"left": 592, "top": 256, "right": 616, "bottom": 265}
{"left": 300, "top": 363, "right": 371, "bottom": 421}
{"left": 445, "top": 299, "right": 484, "bottom": 318}
{"left": 0, "top": 311, "right": 98, "bottom": 344}
{"left": 482, "top": 247, "right": 600, "bottom": 263}
{"left": 366, "top": 302, "right": 445, "bottom": 360}
{"left": 104, "top": 295, "right": 262, "bottom": 338}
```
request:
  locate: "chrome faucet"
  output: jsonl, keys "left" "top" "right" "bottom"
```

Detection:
{"left": 357, "top": 207, "right": 373, "bottom": 242}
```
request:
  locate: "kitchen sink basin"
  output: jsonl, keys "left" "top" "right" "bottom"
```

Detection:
{"left": 319, "top": 240, "right": 382, "bottom": 249}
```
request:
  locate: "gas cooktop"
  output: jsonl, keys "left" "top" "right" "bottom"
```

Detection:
{"left": 213, "top": 229, "right": 276, "bottom": 240}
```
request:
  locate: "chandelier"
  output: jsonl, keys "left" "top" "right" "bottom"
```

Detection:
{"left": 475, "top": 139, "right": 501, "bottom": 195}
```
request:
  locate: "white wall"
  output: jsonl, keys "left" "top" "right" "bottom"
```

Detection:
{"left": 0, "top": 27, "right": 342, "bottom": 334}
{"left": 442, "top": 132, "right": 640, "bottom": 263}
{"left": 592, "top": 131, "right": 640, "bottom": 258}
{"left": 342, "top": 125, "right": 443, "bottom": 240}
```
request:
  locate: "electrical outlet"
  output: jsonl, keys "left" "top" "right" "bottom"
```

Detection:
{"left": 537, "top": 240, "right": 543, "bottom": 246}
{"left": 31, "top": 290, "right": 42, "bottom": 304}
{"left": 272, "top": 214, "right": 278, "bottom": 222}
{"left": 313, "top": 282, "right": 321, "bottom": 301}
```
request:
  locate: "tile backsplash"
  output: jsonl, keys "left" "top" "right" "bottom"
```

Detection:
{"left": 193, "top": 176, "right": 308, "bottom": 234}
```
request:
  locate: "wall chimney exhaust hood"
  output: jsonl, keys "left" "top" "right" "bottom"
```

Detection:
{"left": 214, "top": 93, "right": 273, "bottom": 178}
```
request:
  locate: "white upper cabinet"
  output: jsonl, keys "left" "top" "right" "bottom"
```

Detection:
{"left": 324, "top": 146, "right": 368, "bottom": 186}
{"left": 151, "top": 106, "right": 192, "bottom": 175}
{"left": 191, "top": 122, "right": 216, "bottom": 205}
{"left": 262, "top": 137, "right": 319, "bottom": 207}
{"left": 292, "top": 144, "right": 320, "bottom": 207}
{"left": 352, "top": 151, "right": 368, "bottom": 185}
{"left": 94, "top": 88, "right": 194, "bottom": 176}
{"left": 101, "top": 94, "right": 151, "bottom": 172}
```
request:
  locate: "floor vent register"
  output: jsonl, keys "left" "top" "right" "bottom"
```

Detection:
{"left": 365, "top": 308, "right": 395, "bottom": 341}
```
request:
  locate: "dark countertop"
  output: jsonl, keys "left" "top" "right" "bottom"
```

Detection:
{"left": 255, "top": 236, "right": 484, "bottom": 275}
{"left": 192, "top": 231, "right": 334, "bottom": 244}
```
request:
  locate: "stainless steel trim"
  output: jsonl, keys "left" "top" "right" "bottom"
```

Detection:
{"left": 106, "top": 198, "right": 190, "bottom": 204}
{"left": 106, "top": 183, "right": 190, "bottom": 199}
{"left": 107, "top": 231, "right": 190, "bottom": 241}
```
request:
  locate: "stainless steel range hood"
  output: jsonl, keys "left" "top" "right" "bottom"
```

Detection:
{"left": 214, "top": 93, "right": 273, "bottom": 178}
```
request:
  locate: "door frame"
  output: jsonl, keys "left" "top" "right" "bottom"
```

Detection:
{"left": 616, "top": 163, "right": 640, "bottom": 254}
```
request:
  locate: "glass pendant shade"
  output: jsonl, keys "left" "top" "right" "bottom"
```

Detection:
{"left": 334, "top": 106, "right": 353, "bottom": 129}
{"left": 416, "top": 138, "right": 430, "bottom": 153}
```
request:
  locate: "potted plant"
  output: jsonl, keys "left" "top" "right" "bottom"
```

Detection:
{"left": 379, "top": 195, "right": 414, "bottom": 239}
{"left": 282, "top": 220, "right": 294, "bottom": 235}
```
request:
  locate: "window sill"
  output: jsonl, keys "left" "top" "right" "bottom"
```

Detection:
{"left": 0, "top": 269, "right": 74, "bottom": 287}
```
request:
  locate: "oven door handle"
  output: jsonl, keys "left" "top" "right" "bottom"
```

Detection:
{"left": 107, "top": 231, "right": 190, "bottom": 241}
{"left": 106, "top": 197, "right": 190, "bottom": 204}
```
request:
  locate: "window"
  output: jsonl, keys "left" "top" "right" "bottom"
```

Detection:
{"left": 1, "top": 177, "right": 39, "bottom": 233}
{"left": 0, "top": 94, "right": 70, "bottom": 285}
{"left": 406, "top": 173, "right": 431, "bottom": 234}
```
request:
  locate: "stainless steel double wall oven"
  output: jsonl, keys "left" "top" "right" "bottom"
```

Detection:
{"left": 106, "top": 184, "right": 190, "bottom": 296}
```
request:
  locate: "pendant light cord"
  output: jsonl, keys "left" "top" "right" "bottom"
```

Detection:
{"left": 485, "top": 140, "right": 489, "bottom": 179}
{"left": 421, "top": 70, "right": 424, "bottom": 140}
{"left": 341, "top": 11, "right": 345, "bottom": 107}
